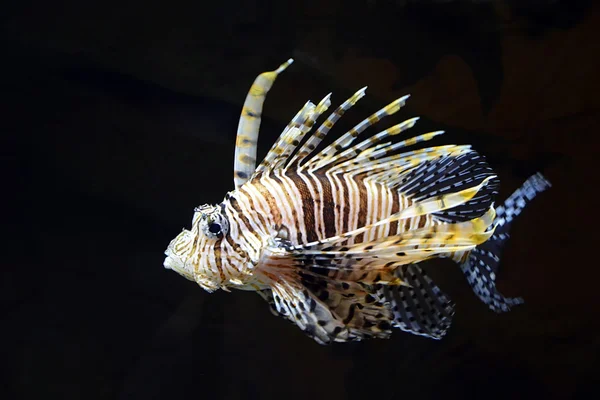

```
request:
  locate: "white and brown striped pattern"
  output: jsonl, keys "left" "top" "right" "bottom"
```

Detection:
{"left": 164, "top": 59, "right": 550, "bottom": 344}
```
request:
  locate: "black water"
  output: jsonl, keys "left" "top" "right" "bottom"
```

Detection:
{"left": 4, "top": 1, "right": 598, "bottom": 399}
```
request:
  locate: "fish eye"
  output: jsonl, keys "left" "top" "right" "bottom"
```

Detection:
{"left": 198, "top": 207, "right": 229, "bottom": 239}
{"left": 208, "top": 223, "right": 222, "bottom": 234}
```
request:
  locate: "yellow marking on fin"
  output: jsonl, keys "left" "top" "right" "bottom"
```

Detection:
{"left": 316, "top": 117, "right": 421, "bottom": 172}
{"left": 242, "top": 107, "right": 260, "bottom": 119}
{"left": 236, "top": 135, "right": 255, "bottom": 148}
{"left": 249, "top": 81, "right": 270, "bottom": 96}
{"left": 239, "top": 154, "right": 256, "bottom": 165}
{"left": 309, "top": 93, "right": 410, "bottom": 168}
{"left": 383, "top": 97, "right": 407, "bottom": 114}
{"left": 233, "top": 58, "right": 294, "bottom": 189}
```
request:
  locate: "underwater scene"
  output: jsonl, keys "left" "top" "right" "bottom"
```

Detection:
{"left": 5, "top": 0, "right": 598, "bottom": 399}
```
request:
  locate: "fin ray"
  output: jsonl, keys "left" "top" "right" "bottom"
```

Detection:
{"left": 291, "top": 87, "right": 368, "bottom": 169}
{"left": 233, "top": 58, "right": 293, "bottom": 188}
{"left": 380, "top": 265, "right": 455, "bottom": 339}
{"left": 305, "top": 94, "right": 411, "bottom": 169}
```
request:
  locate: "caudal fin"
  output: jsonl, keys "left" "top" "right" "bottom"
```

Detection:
{"left": 462, "top": 172, "right": 551, "bottom": 312}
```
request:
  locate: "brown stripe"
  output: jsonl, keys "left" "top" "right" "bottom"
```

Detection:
{"left": 315, "top": 172, "right": 336, "bottom": 238}
{"left": 206, "top": 241, "right": 226, "bottom": 285}
{"left": 289, "top": 172, "right": 318, "bottom": 243}
{"left": 227, "top": 195, "right": 260, "bottom": 253}
{"left": 288, "top": 174, "right": 315, "bottom": 243}
{"left": 403, "top": 217, "right": 411, "bottom": 233}
{"left": 340, "top": 176, "right": 351, "bottom": 235}
{"left": 389, "top": 190, "right": 399, "bottom": 234}
{"left": 270, "top": 173, "right": 303, "bottom": 242}
{"left": 225, "top": 235, "right": 250, "bottom": 265}
{"left": 355, "top": 176, "right": 369, "bottom": 244}
{"left": 330, "top": 174, "right": 347, "bottom": 236}
{"left": 239, "top": 188, "right": 270, "bottom": 235}
{"left": 213, "top": 241, "right": 223, "bottom": 280}
{"left": 253, "top": 182, "right": 282, "bottom": 226}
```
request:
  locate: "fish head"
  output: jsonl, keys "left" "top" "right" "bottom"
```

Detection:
{"left": 163, "top": 202, "right": 256, "bottom": 292}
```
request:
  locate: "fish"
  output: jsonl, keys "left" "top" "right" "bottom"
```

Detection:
{"left": 163, "top": 59, "right": 551, "bottom": 344}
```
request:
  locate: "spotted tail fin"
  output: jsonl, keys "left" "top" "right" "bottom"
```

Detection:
{"left": 461, "top": 172, "right": 551, "bottom": 312}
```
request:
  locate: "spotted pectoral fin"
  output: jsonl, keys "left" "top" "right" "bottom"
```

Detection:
{"left": 260, "top": 240, "right": 462, "bottom": 343}
{"left": 260, "top": 244, "right": 395, "bottom": 344}
{"left": 265, "top": 276, "right": 354, "bottom": 345}
{"left": 267, "top": 233, "right": 460, "bottom": 341}
{"left": 379, "top": 265, "right": 455, "bottom": 339}
{"left": 268, "top": 243, "right": 456, "bottom": 341}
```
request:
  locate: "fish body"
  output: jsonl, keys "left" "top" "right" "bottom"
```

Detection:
{"left": 164, "top": 59, "right": 550, "bottom": 344}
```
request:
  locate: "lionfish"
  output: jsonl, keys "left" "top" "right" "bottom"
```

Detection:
{"left": 164, "top": 59, "right": 550, "bottom": 344}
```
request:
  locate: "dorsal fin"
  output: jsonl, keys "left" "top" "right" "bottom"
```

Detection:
{"left": 274, "top": 93, "right": 332, "bottom": 172}
{"left": 233, "top": 58, "right": 293, "bottom": 189}
{"left": 253, "top": 100, "right": 315, "bottom": 175}
{"left": 252, "top": 93, "right": 332, "bottom": 176}
{"left": 328, "top": 145, "right": 472, "bottom": 180}
{"left": 289, "top": 87, "right": 367, "bottom": 169}
{"left": 309, "top": 117, "right": 424, "bottom": 172}
{"left": 303, "top": 94, "right": 410, "bottom": 170}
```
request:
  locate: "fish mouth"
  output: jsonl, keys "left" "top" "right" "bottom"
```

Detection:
{"left": 163, "top": 242, "right": 175, "bottom": 270}
{"left": 162, "top": 245, "right": 195, "bottom": 281}
{"left": 162, "top": 253, "right": 173, "bottom": 270}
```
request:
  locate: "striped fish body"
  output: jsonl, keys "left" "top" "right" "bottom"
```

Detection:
{"left": 246, "top": 170, "right": 439, "bottom": 246}
{"left": 164, "top": 59, "right": 551, "bottom": 344}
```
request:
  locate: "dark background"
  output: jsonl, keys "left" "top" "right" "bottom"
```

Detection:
{"left": 4, "top": 0, "right": 599, "bottom": 399}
